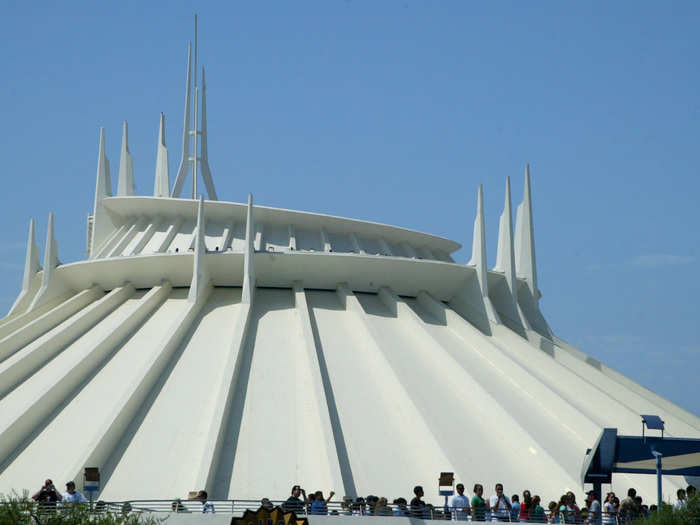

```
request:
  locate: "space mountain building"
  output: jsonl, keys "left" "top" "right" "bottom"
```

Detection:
{"left": 1, "top": 27, "right": 698, "bottom": 505}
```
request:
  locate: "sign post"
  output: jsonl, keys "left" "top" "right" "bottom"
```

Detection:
{"left": 84, "top": 467, "right": 100, "bottom": 509}
{"left": 439, "top": 472, "right": 454, "bottom": 511}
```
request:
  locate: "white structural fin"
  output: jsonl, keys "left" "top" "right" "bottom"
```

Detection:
{"left": 116, "top": 121, "right": 134, "bottom": 196}
{"left": 90, "top": 128, "right": 114, "bottom": 257}
{"left": 242, "top": 193, "right": 255, "bottom": 304}
{"left": 154, "top": 113, "right": 170, "bottom": 197}
{"left": 29, "top": 213, "right": 70, "bottom": 311}
{"left": 515, "top": 164, "right": 539, "bottom": 299}
{"left": 198, "top": 68, "right": 218, "bottom": 200}
{"left": 467, "top": 185, "right": 488, "bottom": 297}
{"left": 8, "top": 219, "right": 42, "bottom": 316}
{"left": 171, "top": 43, "right": 192, "bottom": 198}
{"left": 493, "top": 177, "right": 519, "bottom": 302}
{"left": 493, "top": 176, "right": 516, "bottom": 286}
{"left": 188, "top": 195, "right": 210, "bottom": 302}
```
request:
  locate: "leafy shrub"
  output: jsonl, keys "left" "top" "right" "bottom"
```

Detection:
{"left": 0, "top": 492, "right": 164, "bottom": 525}
{"left": 632, "top": 494, "right": 700, "bottom": 525}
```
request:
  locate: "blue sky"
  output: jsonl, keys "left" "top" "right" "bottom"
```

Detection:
{"left": 1, "top": 2, "right": 698, "bottom": 418}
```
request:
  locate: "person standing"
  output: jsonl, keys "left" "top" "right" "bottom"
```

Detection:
{"left": 62, "top": 481, "right": 88, "bottom": 504}
{"left": 489, "top": 483, "right": 512, "bottom": 522}
{"left": 410, "top": 486, "right": 427, "bottom": 518}
{"left": 471, "top": 484, "right": 488, "bottom": 522}
{"left": 284, "top": 485, "right": 307, "bottom": 514}
{"left": 449, "top": 483, "right": 471, "bottom": 520}
{"left": 32, "top": 479, "right": 62, "bottom": 508}
{"left": 602, "top": 492, "right": 617, "bottom": 525}
{"left": 585, "top": 490, "right": 601, "bottom": 525}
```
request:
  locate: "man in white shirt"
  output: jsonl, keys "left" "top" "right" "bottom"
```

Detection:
{"left": 62, "top": 481, "right": 88, "bottom": 503}
{"left": 449, "top": 483, "right": 471, "bottom": 520}
{"left": 489, "top": 483, "right": 511, "bottom": 522}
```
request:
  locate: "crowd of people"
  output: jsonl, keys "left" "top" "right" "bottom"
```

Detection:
{"left": 28, "top": 476, "right": 699, "bottom": 522}
{"left": 279, "top": 482, "right": 699, "bottom": 523}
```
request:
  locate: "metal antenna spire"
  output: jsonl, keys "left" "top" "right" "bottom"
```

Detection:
{"left": 171, "top": 14, "right": 217, "bottom": 201}
{"left": 194, "top": 14, "right": 198, "bottom": 89}
{"left": 192, "top": 14, "right": 199, "bottom": 199}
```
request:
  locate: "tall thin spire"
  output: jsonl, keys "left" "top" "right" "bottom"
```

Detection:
{"left": 515, "top": 164, "right": 539, "bottom": 299}
{"left": 199, "top": 68, "right": 217, "bottom": 200}
{"left": 493, "top": 177, "right": 517, "bottom": 298}
{"left": 117, "top": 121, "right": 134, "bottom": 196}
{"left": 169, "top": 16, "right": 217, "bottom": 201}
{"left": 154, "top": 113, "right": 170, "bottom": 197}
{"left": 29, "top": 212, "right": 67, "bottom": 311}
{"left": 90, "top": 128, "right": 113, "bottom": 256}
{"left": 467, "top": 185, "right": 488, "bottom": 298}
{"left": 171, "top": 42, "right": 192, "bottom": 198}
{"left": 8, "top": 219, "right": 42, "bottom": 316}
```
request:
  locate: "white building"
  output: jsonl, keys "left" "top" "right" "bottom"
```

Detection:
{"left": 1, "top": 22, "right": 698, "bottom": 506}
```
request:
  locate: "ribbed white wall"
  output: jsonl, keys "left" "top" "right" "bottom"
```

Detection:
{"left": 0, "top": 285, "right": 697, "bottom": 504}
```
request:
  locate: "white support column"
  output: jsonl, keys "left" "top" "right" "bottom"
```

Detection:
{"left": 67, "top": 282, "right": 212, "bottom": 491}
{"left": 0, "top": 285, "right": 133, "bottom": 397}
{"left": 218, "top": 220, "right": 235, "bottom": 252}
{"left": 29, "top": 213, "right": 71, "bottom": 312}
{"left": 171, "top": 43, "right": 192, "bottom": 198}
{"left": 292, "top": 281, "right": 347, "bottom": 495}
{"left": 128, "top": 217, "right": 163, "bottom": 256}
{"left": 465, "top": 185, "right": 500, "bottom": 325}
{"left": 378, "top": 238, "right": 393, "bottom": 256}
{"left": 242, "top": 194, "right": 255, "bottom": 304}
{"left": 93, "top": 222, "right": 131, "bottom": 260}
{"left": 288, "top": 224, "right": 297, "bottom": 251}
{"left": 154, "top": 113, "right": 170, "bottom": 198}
{"left": 194, "top": 294, "right": 253, "bottom": 491}
{"left": 188, "top": 196, "right": 211, "bottom": 302}
{"left": 320, "top": 228, "right": 332, "bottom": 252}
{"left": 492, "top": 177, "right": 531, "bottom": 332}
{"left": 107, "top": 217, "right": 149, "bottom": 258}
{"left": 349, "top": 232, "right": 365, "bottom": 254}
{"left": 335, "top": 283, "right": 455, "bottom": 474}
{"left": 117, "top": 121, "right": 134, "bottom": 196}
{"left": 155, "top": 217, "right": 184, "bottom": 253}
{"left": 254, "top": 223, "right": 264, "bottom": 252}
{"left": 8, "top": 219, "right": 42, "bottom": 316}
{"left": 198, "top": 68, "right": 218, "bottom": 201}
{"left": 0, "top": 287, "right": 103, "bottom": 358}
{"left": 0, "top": 285, "right": 172, "bottom": 469}
{"left": 90, "top": 128, "right": 115, "bottom": 257}
{"left": 515, "top": 164, "right": 539, "bottom": 299}
{"left": 401, "top": 242, "right": 417, "bottom": 258}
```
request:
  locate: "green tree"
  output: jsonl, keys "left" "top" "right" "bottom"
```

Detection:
{"left": 0, "top": 492, "right": 164, "bottom": 525}
{"left": 632, "top": 494, "right": 700, "bottom": 525}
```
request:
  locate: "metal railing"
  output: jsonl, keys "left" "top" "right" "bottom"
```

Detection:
{"left": 84, "top": 499, "right": 628, "bottom": 523}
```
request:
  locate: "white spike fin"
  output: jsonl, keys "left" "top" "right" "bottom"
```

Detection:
{"left": 493, "top": 177, "right": 516, "bottom": 288}
{"left": 515, "top": 164, "right": 539, "bottom": 299}
{"left": 467, "top": 185, "right": 488, "bottom": 297}
{"left": 199, "top": 68, "right": 218, "bottom": 200}
{"left": 117, "top": 121, "right": 134, "bottom": 196}
{"left": 188, "top": 196, "right": 210, "bottom": 302}
{"left": 8, "top": 219, "right": 42, "bottom": 316}
{"left": 29, "top": 213, "right": 70, "bottom": 311}
{"left": 90, "top": 128, "right": 115, "bottom": 257}
{"left": 171, "top": 43, "right": 192, "bottom": 198}
{"left": 154, "top": 113, "right": 170, "bottom": 197}
{"left": 242, "top": 194, "right": 255, "bottom": 304}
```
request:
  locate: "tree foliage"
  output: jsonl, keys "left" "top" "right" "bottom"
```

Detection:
{"left": 0, "top": 492, "right": 164, "bottom": 525}
{"left": 633, "top": 494, "right": 700, "bottom": 525}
